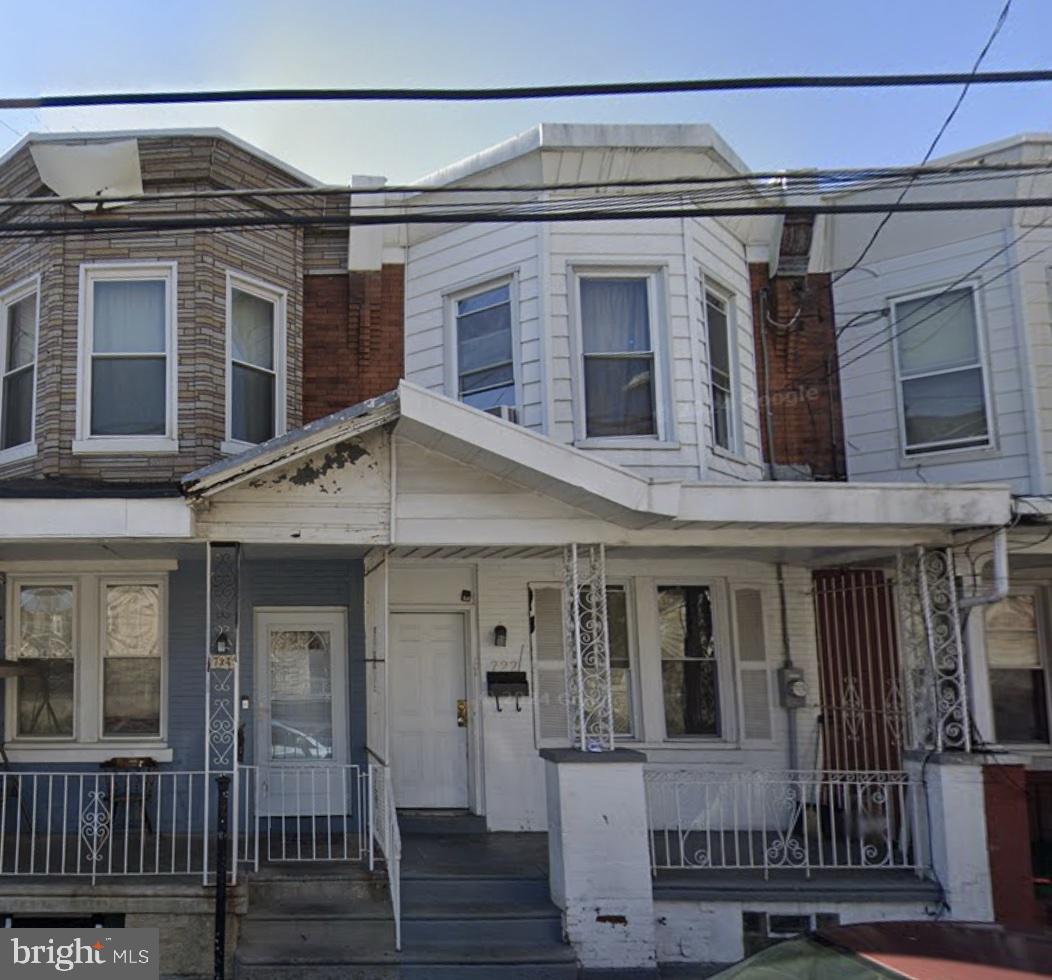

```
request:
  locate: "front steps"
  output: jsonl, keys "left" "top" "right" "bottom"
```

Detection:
{"left": 234, "top": 823, "right": 577, "bottom": 980}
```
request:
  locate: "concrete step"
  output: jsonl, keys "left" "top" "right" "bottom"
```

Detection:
{"left": 401, "top": 874, "right": 551, "bottom": 905}
{"left": 398, "top": 810, "right": 488, "bottom": 835}
{"left": 246, "top": 866, "right": 385, "bottom": 907}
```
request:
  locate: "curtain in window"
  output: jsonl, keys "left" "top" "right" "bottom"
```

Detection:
{"left": 103, "top": 584, "right": 161, "bottom": 736}
{"left": 231, "top": 288, "right": 277, "bottom": 443}
{"left": 91, "top": 280, "right": 167, "bottom": 435}
{"left": 2, "top": 292, "right": 36, "bottom": 449}
{"left": 580, "top": 278, "right": 655, "bottom": 436}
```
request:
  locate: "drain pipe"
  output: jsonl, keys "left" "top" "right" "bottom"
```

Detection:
{"left": 958, "top": 527, "right": 1009, "bottom": 609}
{"left": 775, "top": 563, "right": 800, "bottom": 771}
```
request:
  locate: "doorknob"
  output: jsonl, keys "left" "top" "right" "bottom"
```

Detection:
{"left": 456, "top": 699, "right": 468, "bottom": 728}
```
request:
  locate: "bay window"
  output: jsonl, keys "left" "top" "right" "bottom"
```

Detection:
{"left": 454, "top": 282, "right": 516, "bottom": 411}
{"left": 576, "top": 271, "right": 662, "bottom": 439}
{"left": 0, "top": 279, "right": 38, "bottom": 458}
{"left": 893, "top": 286, "right": 991, "bottom": 455}
{"left": 985, "top": 590, "right": 1050, "bottom": 745}
{"left": 6, "top": 571, "right": 168, "bottom": 756}
{"left": 226, "top": 273, "right": 286, "bottom": 449}
{"left": 76, "top": 263, "right": 177, "bottom": 453}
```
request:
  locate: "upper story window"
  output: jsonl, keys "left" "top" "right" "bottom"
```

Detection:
{"left": 985, "top": 590, "right": 1050, "bottom": 745}
{"left": 576, "top": 272, "right": 661, "bottom": 439}
{"left": 7, "top": 571, "right": 168, "bottom": 755}
{"left": 704, "top": 288, "right": 737, "bottom": 452}
{"left": 454, "top": 282, "right": 516, "bottom": 411}
{"left": 226, "top": 273, "right": 287, "bottom": 450}
{"left": 893, "top": 286, "right": 991, "bottom": 455}
{"left": 76, "top": 263, "right": 177, "bottom": 454}
{"left": 0, "top": 278, "right": 38, "bottom": 460}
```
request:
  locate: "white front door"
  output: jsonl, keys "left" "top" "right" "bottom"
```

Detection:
{"left": 255, "top": 608, "right": 348, "bottom": 816}
{"left": 390, "top": 612, "right": 469, "bottom": 808}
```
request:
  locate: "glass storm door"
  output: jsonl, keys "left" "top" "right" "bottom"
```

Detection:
{"left": 254, "top": 609, "right": 348, "bottom": 816}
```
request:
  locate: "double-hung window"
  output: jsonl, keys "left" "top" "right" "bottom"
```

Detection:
{"left": 226, "top": 273, "right": 286, "bottom": 449}
{"left": 704, "top": 288, "right": 736, "bottom": 452}
{"left": 985, "top": 590, "right": 1050, "bottom": 745}
{"left": 76, "top": 263, "right": 177, "bottom": 453}
{"left": 893, "top": 286, "right": 990, "bottom": 455}
{"left": 7, "top": 572, "right": 168, "bottom": 756}
{"left": 577, "top": 273, "right": 659, "bottom": 439}
{"left": 0, "top": 278, "right": 38, "bottom": 458}
{"left": 454, "top": 282, "right": 516, "bottom": 411}
{"left": 659, "top": 585, "right": 722, "bottom": 737}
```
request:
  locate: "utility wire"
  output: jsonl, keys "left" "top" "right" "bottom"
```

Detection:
{"left": 2, "top": 69, "right": 1052, "bottom": 110}
{"left": 833, "top": 0, "right": 1014, "bottom": 284}
{"left": 2, "top": 195, "right": 1052, "bottom": 239}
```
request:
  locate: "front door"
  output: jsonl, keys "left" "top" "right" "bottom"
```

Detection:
{"left": 390, "top": 612, "right": 469, "bottom": 808}
{"left": 255, "top": 608, "right": 348, "bottom": 816}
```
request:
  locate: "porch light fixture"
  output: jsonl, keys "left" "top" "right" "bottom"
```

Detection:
{"left": 214, "top": 630, "right": 230, "bottom": 655}
{"left": 493, "top": 625, "right": 508, "bottom": 647}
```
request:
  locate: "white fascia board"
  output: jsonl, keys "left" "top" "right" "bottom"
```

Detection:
{"left": 676, "top": 481, "right": 1011, "bottom": 529}
{"left": 396, "top": 381, "right": 676, "bottom": 525}
{"left": 0, "top": 498, "right": 192, "bottom": 540}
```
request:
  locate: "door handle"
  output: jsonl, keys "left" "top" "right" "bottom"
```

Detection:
{"left": 456, "top": 699, "right": 468, "bottom": 728}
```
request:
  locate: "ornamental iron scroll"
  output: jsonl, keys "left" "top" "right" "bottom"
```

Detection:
{"left": 207, "top": 543, "right": 241, "bottom": 772}
{"left": 896, "top": 547, "right": 971, "bottom": 752}
{"left": 562, "top": 543, "right": 615, "bottom": 751}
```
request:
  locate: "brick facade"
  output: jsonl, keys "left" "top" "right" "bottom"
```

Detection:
{"left": 302, "top": 265, "right": 405, "bottom": 423}
{"left": 749, "top": 258, "right": 846, "bottom": 481}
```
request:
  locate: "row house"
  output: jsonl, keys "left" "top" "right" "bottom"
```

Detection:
{"left": 0, "top": 125, "right": 1028, "bottom": 977}
{"left": 821, "top": 132, "right": 1052, "bottom": 928}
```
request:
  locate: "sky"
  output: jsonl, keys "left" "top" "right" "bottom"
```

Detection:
{"left": 0, "top": 0, "right": 1050, "bottom": 185}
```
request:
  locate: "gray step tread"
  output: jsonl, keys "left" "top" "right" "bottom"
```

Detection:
{"left": 236, "top": 939, "right": 577, "bottom": 966}
{"left": 245, "top": 899, "right": 558, "bottom": 920}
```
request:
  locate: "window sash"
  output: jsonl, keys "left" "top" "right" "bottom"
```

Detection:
{"left": 14, "top": 583, "right": 77, "bottom": 740}
{"left": 455, "top": 284, "right": 515, "bottom": 408}
{"left": 82, "top": 268, "right": 173, "bottom": 440}
{"left": 0, "top": 287, "right": 37, "bottom": 451}
{"left": 705, "top": 289, "right": 735, "bottom": 451}
{"left": 227, "top": 275, "right": 285, "bottom": 446}
{"left": 658, "top": 585, "right": 722, "bottom": 738}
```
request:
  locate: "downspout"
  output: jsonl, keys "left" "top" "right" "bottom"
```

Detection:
{"left": 958, "top": 527, "right": 1009, "bottom": 609}
{"left": 775, "top": 562, "right": 799, "bottom": 770}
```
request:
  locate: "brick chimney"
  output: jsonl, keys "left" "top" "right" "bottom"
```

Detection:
{"left": 749, "top": 214, "right": 846, "bottom": 480}
{"left": 302, "top": 176, "right": 405, "bottom": 423}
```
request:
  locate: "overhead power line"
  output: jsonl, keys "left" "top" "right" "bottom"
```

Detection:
{"left": 2, "top": 69, "right": 1052, "bottom": 111}
{"left": 834, "top": 0, "right": 1014, "bottom": 282}
{"left": 1, "top": 160, "right": 1050, "bottom": 209}
{"left": 2, "top": 194, "right": 1052, "bottom": 239}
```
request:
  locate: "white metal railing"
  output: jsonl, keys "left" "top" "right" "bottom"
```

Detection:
{"left": 239, "top": 764, "right": 368, "bottom": 868}
{"left": 368, "top": 760, "right": 402, "bottom": 951}
{"left": 645, "top": 768, "right": 928, "bottom": 878}
{"left": 0, "top": 770, "right": 215, "bottom": 884}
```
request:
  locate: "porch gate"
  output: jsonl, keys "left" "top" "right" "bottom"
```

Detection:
{"left": 813, "top": 569, "right": 906, "bottom": 772}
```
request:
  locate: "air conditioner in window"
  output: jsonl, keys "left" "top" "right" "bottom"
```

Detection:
{"left": 483, "top": 405, "right": 520, "bottom": 424}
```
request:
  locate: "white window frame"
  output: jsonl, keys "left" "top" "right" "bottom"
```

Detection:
{"left": 444, "top": 273, "right": 521, "bottom": 412}
{"left": 0, "top": 274, "right": 40, "bottom": 466}
{"left": 569, "top": 265, "right": 672, "bottom": 446}
{"left": 650, "top": 578, "right": 735, "bottom": 743}
{"left": 74, "top": 261, "right": 179, "bottom": 455}
{"left": 890, "top": 281, "right": 994, "bottom": 458}
{"left": 701, "top": 276, "right": 741, "bottom": 456}
{"left": 3, "top": 566, "right": 173, "bottom": 762}
{"left": 222, "top": 270, "right": 288, "bottom": 455}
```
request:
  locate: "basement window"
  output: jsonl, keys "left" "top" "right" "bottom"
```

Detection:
{"left": 224, "top": 272, "right": 287, "bottom": 453}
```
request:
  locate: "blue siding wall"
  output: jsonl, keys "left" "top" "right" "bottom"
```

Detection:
{"left": 0, "top": 558, "right": 366, "bottom": 772}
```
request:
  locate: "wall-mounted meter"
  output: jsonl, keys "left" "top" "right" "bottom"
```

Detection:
{"left": 777, "top": 667, "right": 809, "bottom": 709}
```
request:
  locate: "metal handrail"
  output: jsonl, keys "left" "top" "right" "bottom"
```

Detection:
{"left": 368, "top": 761, "right": 402, "bottom": 951}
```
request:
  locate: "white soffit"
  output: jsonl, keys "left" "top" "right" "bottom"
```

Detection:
{"left": 31, "top": 139, "right": 143, "bottom": 210}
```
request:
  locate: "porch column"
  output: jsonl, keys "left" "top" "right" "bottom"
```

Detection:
{"left": 205, "top": 543, "right": 241, "bottom": 773}
{"left": 541, "top": 749, "right": 657, "bottom": 971}
{"left": 562, "top": 543, "right": 615, "bottom": 752}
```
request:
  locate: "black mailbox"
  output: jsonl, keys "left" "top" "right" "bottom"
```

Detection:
{"left": 486, "top": 670, "right": 529, "bottom": 711}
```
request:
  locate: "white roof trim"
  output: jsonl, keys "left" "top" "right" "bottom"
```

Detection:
{"left": 0, "top": 498, "right": 192, "bottom": 541}
{"left": 0, "top": 127, "right": 324, "bottom": 188}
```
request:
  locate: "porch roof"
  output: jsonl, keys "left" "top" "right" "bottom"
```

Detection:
{"left": 182, "top": 383, "right": 1012, "bottom": 550}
